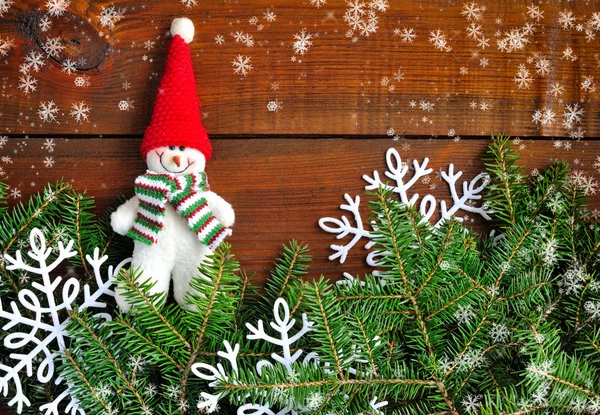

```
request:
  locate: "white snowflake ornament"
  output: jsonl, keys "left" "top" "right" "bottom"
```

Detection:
{"left": 320, "top": 147, "right": 493, "bottom": 264}
{"left": 0, "top": 228, "right": 130, "bottom": 414}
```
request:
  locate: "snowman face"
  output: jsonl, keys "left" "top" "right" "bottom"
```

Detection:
{"left": 146, "top": 146, "right": 206, "bottom": 176}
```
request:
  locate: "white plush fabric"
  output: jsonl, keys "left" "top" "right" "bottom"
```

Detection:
{"left": 171, "top": 17, "right": 195, "bottom": 44}
{"left": 111, "top": 146, "right": 235, "bottom": 312}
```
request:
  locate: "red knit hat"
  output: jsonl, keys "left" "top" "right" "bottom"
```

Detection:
{"left": 141, "top": 18, "right": 212, "bottom": 161}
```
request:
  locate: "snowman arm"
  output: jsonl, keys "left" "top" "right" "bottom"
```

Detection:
{"left": 111, "top": 196, "right": 140, "bottom": 235}
{"left": 204, "top": 191, "right": 235, "bottom": 228}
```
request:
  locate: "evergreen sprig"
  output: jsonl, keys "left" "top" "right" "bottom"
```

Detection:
{"left": 2, "top": 136, "right": 600, "bottom": 415}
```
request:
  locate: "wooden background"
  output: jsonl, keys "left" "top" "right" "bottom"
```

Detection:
{"left": 2, "top": 1, "right": 600, "bottom": 413}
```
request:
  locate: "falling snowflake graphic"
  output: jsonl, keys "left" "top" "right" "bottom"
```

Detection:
{"left": 344, "top": 0, "right": 388, "bottom": 38}
{"left": 0, "top": 36, "right": 14, "bottom": 58}
{"left": 232, "top": 55, "right": 253, "bottom": 76}
{"left": 18, "top": 75, "right": 38, "bottom": 95}
{"left": 532, "top": 107, "right": 557, "bottom": 127}
{"left": 118, "top": 98, "right": 135, "bottom": 111}
{"left": 69, "top": 102, "right": 90, "bottom": 123}
{"left": 61, "top": 59, "right": 77, "bottom": 75}
{"left": 558, "top": 10, "right": 576, "bottom": 30}
{"left": 42, "top": 138, "right": 56, "bottom": 153}
{"left": 267, "top": 99, "right": 283, "bottom": 112}
{"left": 292, "top": 28, "right": 314, "bottom": 56}
{"left": 39, "top": 15, "right": 52, "bottom": 32}
{"left": 309, "top": 0, "right": 327, "bottom": 8}
{"left": 45, "top": 0, "right": 70, "bottom": 17}
{"left": 43, "top": 37, "right": 65, "bottom": 58}
{"left": 0, "top": 228, "right": 130, "bottom": 414}
{"left": 0, "top": 0, "right": 13, "bottom": 17}
{"left": 37, "top": 101, "right": 60, "bottom": 124}
{"left": 99, "top": 5, "right": 124, "bottom": 29}
{"left": 24, "top": 51, "right": 46, "bottom": 72}
{"left": 562, "top": 103, "right": 584, "bottom": 130}
{"left": 514, "top": 64, "right": 533, "bottom": 90}
{"left": 179, "top": 0, "right": 197, "bottom": 8}
{"left": 428, "top": 29, "right": 452, "bottom": 52}
{"left": 43, "top": 156, "right": 55, "bottom": 168}
{"left": 461, "top": 2, "right": 485, "bottom": 21}
{"left": 74, "top": 76, "right": 90, "bottom": 88}
{"left": 264, "top": 9, "right": 276, "bottom": 22}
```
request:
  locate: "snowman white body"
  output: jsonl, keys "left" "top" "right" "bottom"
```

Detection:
{"left": 110, "top": 146, "right": 235, "bottom": 312}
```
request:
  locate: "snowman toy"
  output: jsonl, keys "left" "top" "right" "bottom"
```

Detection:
{"left": 111, "top": 18, "right": 235, "bottom": 312}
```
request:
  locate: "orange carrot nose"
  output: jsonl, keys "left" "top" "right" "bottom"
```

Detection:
{"left": 172, "top": 155, "right": 181, "bottom": 167}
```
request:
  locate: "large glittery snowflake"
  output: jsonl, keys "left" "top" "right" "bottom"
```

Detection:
{"left": 0, "top": 228, "right": 130, "bottom": 414}
{"left": 319, "top": 147, "right": 493, "bottom": 264}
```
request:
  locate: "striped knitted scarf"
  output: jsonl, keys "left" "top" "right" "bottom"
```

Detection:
{"left": 126, "top": 171, "right": 231, "bottom": 250}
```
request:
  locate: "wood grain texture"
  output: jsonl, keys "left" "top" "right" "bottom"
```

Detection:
{"left": 0, "top": 1, "right": 599, "bottom": 137}
{"left": 2, "top": 137, "right": 600, "bottom": 282}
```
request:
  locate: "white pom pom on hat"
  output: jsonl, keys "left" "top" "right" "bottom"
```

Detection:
{"left": 171, "top": 17, "right": 195, "bottom": 44}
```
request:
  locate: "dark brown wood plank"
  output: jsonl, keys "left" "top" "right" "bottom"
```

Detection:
{"left": 2, "top": 137, "right": 599, "bottom": 282}
{"left": 0, "top": 1, "right": 599, "bottom": 137}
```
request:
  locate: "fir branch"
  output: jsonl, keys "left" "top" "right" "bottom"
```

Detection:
{"left": 528, "top": 368, "right": 600, "bottom": 400}
{"left": 114, "top": 316, "right": 184, "bottom": 371}
{"left": 373, "top": 191, "right": 460, "bottom": 414}
{"left": 62, "top": 351, "right": 113, "bottom": 413}
{"left": 312, "top": 280, "right": 345, "bottom": 379}
{"left": 447, "top": 228, "right": 532, "bottom": 376}
{"left": 117, "top": 268, "right": 191, "bottom": 350}
{"left": 72, "top": 193, "right": 91, "bottom": 278}
{"left": 277, "top": 242, "right": 303, "bottom": 298}
{"left": 485, "top": 134, "right": 526, "bottom": 226}
{"left": 290, "top": 284, "right": 307, "bottom": 316}
{"left": 67, "top": 310, "right": 149, "bottom": 410}
{"left": 574, "top": 282, "right": 591, "bottom": 334}
{"left": 1, "top": 182, "right": 71, "bottom": 253}
{"left": 503, "top": 406, "right": 570, "bottom": 415}
{"left": 180, "top": 244, "right": 231, "bottom": 405}
{"left": 414, "top": 220, "right": 457, "bottom": 296}
{"left": 338, "top": 294, "right": 407, "bottom": 301}
{"left": 221, "top": 376, "right": 438, "bottom": 391}
{"left": 355, "top": 316, "right": 378, "bottom": 377}
{"left": 497, "top": 281, "right": 552, "bottom": 302}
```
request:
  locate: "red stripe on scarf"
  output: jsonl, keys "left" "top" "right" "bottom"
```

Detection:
{"left": 130, "top": 227, "right": 158, "bottom": 244}
{"left": 196, "top": 216, "right": 217, "bottom": 235}
{"left": 209, "top": 227, "right": 229, "bottom": 247}
{"left": 137, "top": 212, "right": 164, "bottom": 229}
{"left": 188, "top": 202, "right": 209, "bottom": 220}
{"left": 175, "top": 192, "right": 196, "bottom": 210}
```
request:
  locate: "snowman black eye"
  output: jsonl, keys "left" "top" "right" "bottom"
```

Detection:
{"left": 179, "top": 146, "right": 185, "bottom": 151}
{"left": 169, "top": 146, "right": 176, "bottom": 150}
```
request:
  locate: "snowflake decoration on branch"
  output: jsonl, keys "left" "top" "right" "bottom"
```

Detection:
{"left": 194, "top": 298, "right": 315, "bottom": 415}
{"left": 320, "top": 148, "right": 493, "bottom": 264}
{"left": 195, "top": 298, "right": 387, "bottom": 414}
{"left": 318, "top": 194, "right": 374, "bottom": 264}
{"left": 0, "top": 228, "right": 130, "bottom": 414}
